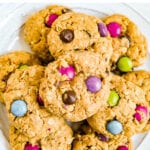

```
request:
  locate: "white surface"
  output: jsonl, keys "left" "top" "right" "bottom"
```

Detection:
{"left": 0, "top": 3, "right": 150, "bottom": 150}
{"left": 0, "top": 130, "right": 10, "bottom": 150}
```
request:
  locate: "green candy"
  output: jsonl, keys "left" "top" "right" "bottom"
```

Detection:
{"left": 19, "top": 64, "right": 28, "bottom": 70}
{"left": 117, "top": 56, "right": 133, "bottom": 72}
{"left": 107, "top": 90, "right": 119, "bottom": 106}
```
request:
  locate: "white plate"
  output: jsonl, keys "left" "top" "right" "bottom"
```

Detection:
{"left": 0, "top": 3, "right": 150, "bottom": 150}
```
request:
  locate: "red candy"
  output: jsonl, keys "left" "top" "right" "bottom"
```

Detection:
{"left": 107, "top": 22, "right": 121, "bottom": 37}
{"left": 46, "top": 13, "right": 58, "bottom": 27}
{"left": 134, "top": 105, "right": 148, "bottom": 121}
{"left": 59, "top": 65, "right": 75, "bottom": 80}
{"left": 117, "top": 145, "right": 128, "bottom": 150}
{"left": 25, "top": 144, "right": 40, "bottom": 150}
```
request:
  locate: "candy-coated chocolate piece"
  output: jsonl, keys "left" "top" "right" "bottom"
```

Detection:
{"left": 107, "top": 90, "right": 120, "bottom": 106}
{"left": 96, "top": 133, "right": 109, "bottom": 141}
{"left": 62, "top": 90, "right": 76, "bottom": 105}
{"left": 107, "top": 22, "right": 121, "bottom": 37}
{"left": 106, "top": 120, "right": 123, "bottom": 135}
{"left": 46, "top": 13, "right": 58, "bottom": 27}
{"left": 37, "top": 95, "right": 44, "bottom": 106}
{"left": 117, "top": 56, "right": 133, "bottom": 72}
{"left": 117, "top": 145, "right": 128, "bottom": 150}
{"left": 60, "top": 29, "right": 74, "bottom": 43}
{"left": 25, "top": 143, "right": 40, "bottom": 150}
{"left": 85, "top": 76, "right": 102, "bottom": 93}
{"left": 59, "top": 65, "right": 75, "bottom": 80}
{"left": 19, "top": 64, "right": 28, "bottom": 70}
{"left": 11, "top": 100, "right": 27, "bottom": 117}
{"left": 98, "top": 23, "right": 108, "bottom": 37}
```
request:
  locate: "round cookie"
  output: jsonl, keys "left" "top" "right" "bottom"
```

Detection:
{"left": 9, "top": 115, "right": 73, "bottom": 150}
{"left": 123, "top": 70, "right": 150, "bottom": 131}
{"left": 87, "top": 74, "right": 149, "bottom": 138}
{"left": 72, "top": 123, "right": 132, "bottom": 150}
{"left": 47, "top": 12, "right": 111, "bottom": 58}
{"left": 0, "top": 51, "right": 40, "bottom": 103}
{"left": 24, "top": 5, "right": 72, "bottom": 63}
{"left": 39, "top": 51, "right": 110, "bottom": 122}
{"left": 103, "top": 14, "right": 148, "bottom": 67}
{"left": 4, "top": 65, "right": 47, "bottom": 137}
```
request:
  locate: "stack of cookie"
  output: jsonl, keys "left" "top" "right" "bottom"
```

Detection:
{"left": 0, "top": 5, "right": 149, "bottom": 150}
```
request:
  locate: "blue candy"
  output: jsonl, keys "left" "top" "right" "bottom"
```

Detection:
{"left": 11, "top": 100, "right": 27, "bottom": 117}
{"left": 106, "top": 120, "right": 123, "bottom": 135}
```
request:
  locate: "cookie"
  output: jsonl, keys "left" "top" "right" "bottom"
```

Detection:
{"left": 123, "top": 70, "right": 150, "bottom": 131}
{"left": 0, "top": 51, "right": 40, "bottom": 103}
{"left": 9, "top": 115, "right": 73, "bottom": 150}
{"left": 39, "top": 51, "right": 110, "bottom": 122}
{"left": 103, "top": 14, "right": 148, "bottom": 67}
{"left": 72, "top": 123, "right": 132, "bottom": 150}
{"left": 4, "top": 65, "right": 46, "bottom": 137}
{"left": 87, "top": 74, "right": 149, "bottom": 138}
{"left": 24, "top": 5, "right": 72, "bottom": 63}
{"left": 47, "top": 12, "right": 111, "bottom": 58}
{"left": 88, "top": 38, "right": 113, "bottom": 69}
{"left": 123, "top": 70, "right": 150, "bottom": 104}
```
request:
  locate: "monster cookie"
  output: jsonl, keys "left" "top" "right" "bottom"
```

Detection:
{"left": 123, "top": 70, "right": 150, "bottom": 131}
{"left": 0, "top": 51, "right": 40, "bottom": 103}
{"left": 9, "top": 115, "right": 73, "bottom": 150}
{"left": 103, "top": 14, "right": 148, "bottom": 68}
{"left": 87, "top": 75, "right": 149, "bottom": 138}
{"left": 47, "top": 12, "right": 111, "bottom": 58}
{"left": 4, "top": 65, "right": 47, "bottom": 137}
{"left": 72, "top": 123, "right": 132, "bottom": 150}
{"left": 40, "top": 51, "right": 110, "bottom": 122}
{"left": 24, "top": 5, "right": 72, "bottom": 63}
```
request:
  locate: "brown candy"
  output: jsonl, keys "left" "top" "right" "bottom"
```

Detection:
{"left": 62, "top": 90, "right": 76, "bottom": 104}
{"left": 62, "top": 8, "right": 72, "bottom": 14}
{"left": 60, "top": 29, "right": 74, "bottom": 43}
{"left": 37, "top": 95, "right": 44, "bottom": 106}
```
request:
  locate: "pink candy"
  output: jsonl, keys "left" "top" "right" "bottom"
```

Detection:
{"left": 134, "top": 105, "right": 148, "bottom": 121}
{"left": 134, "top": 112, "right": 142, "bottom": 121}
{"left": 117, "top": 145, "right": 128, "bottom": 150}
{"left": 46, "top": 13, "right": 58, "bottom": 27}
{"left": 107, "top": 22, "right": 121, "bottom": 37}
{"left": 59, "top": 65, "right": 75, "bottom": 80}
{"left": 135, "top": 105, "right": 148, "bottom": 116}
{"left": 25, "top": 144, "right": 40, "bottom": 150}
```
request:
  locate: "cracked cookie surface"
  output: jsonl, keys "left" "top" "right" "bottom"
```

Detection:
{"left": 72, "top": 123, "right": 132, "bottom": 150}
{"left": 87, "top": 74, "right": 149, "bottom": 138}
{"left": 9, "top": 115, "right": 73, "bottom": 150}
{"left": 24, "top": 5, "right": 72, "bottom": 63}
{"left": 40, "top": 51, "right": 110, "bottom": 122}
{"left": 103, "top": 14, "right": 148, "bottom": 67}
{"left": 0, "top": 51, "right": 40, "bottom": 103}
{"left": 4, "top": 65, "right": 45, "bottom": 137}
{"left": 47, "top": 12, "right": 111, "bottom": 58}
{"left": 123, "top": 70, "right": 150, "bottom": 132}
